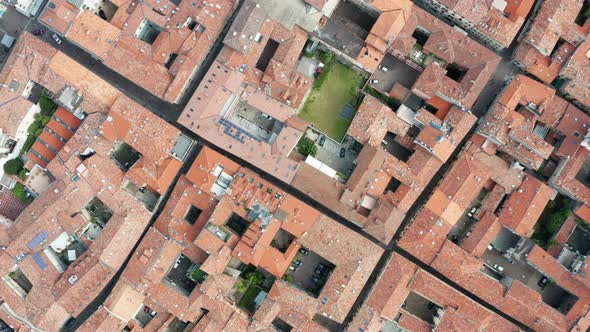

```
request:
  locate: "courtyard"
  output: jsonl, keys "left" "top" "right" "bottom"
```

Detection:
{"left": 298, "top": 56, "right": 365, "bottom": 142}
{"left": 301, "top": 128, "right": 359, "bottom": 179}
{"left": 282, "top": 247, "right": 335, "bottom": 298}
{"left": 369, "top": 54, "right": 421, "bottom": 94}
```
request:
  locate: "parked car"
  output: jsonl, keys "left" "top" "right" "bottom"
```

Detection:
{"left": 369, "top": 79, "right": 379, "bottom": 85}
{"left": 381, "top": 140, "right": 388, "bottom": 146}
{"left": 538, "top": 276, "right": 549, "bottom": 289}
{"left": 317, "top": 263, "right": 327, "bottom": 270}
{"left": 293, "top": 259, "right": 303, "bottom": 267}
{"left": 493, "top": 264, "right": 504, "bottom": 272}
{"left": 318, "top": 135, "right": 326, "bottom": 147}
{"left": 311, "top": 276, "right": 321, "bottom": 283}
{"left": 52, "top": 33, "right": 62, "bottom": 44}
{"left": 32, "top": 29, "right": 45, "bottom": 36}
{"left": 314, "top": 268, "right": 323, "bottom": 276}
{"left": 298, "top": 247, "right": 309, "bottom": 255}
{"left": 378, "top": 65, "right": 388, "bottom": 72}
{"left": 289, "top": 265, "right": 297, "bottom": 271}
{"left": 339, "top": 147, "right": 346, "bottom": 158}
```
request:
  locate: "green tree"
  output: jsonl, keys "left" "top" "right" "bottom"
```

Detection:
{"left": 236, "top": 280, "right": 248, "bottom": 293}
{"left": 4, "top": 159, "right": 24, "bottom": 175}
{"left": 12, "top": 183, "right": 31, "bottom": 203}
{"left": 17, "top": 168, "right": 28, "bottom": 180}
{"left": 39, "top": 94, "right": 57, "bottom": 115}
{"left": 34, "top": 113, "right": 51, "bottom": 126}
{"left": 297, "top": 137, "right": 318, "bottom": 157}
{"left": 245, "top": 271, "right": 264, "bottom": 287}
{"left": 27, "top": 122, "right": 40, "bottom": 136}
{"left": 19, "top": 135, "right": 36, "bottom": 156}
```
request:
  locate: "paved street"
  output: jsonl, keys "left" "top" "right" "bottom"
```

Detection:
{"left": 24, "top": 19, "right": 179, "bottom": 123}
{"left": 0, "top": 6, "right": 31, "bottom": 68}
{"left": 0, "top": 6, "right": 30, "bottom": 35}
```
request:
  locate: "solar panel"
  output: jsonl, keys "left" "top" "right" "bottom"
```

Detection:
{"left": 28, "top": 231, "right": 48, "bottom": 250}
{"left": 32, "top": 253, "right": 47, "bottom": 270}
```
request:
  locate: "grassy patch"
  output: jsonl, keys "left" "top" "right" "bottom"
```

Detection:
{"left": 299, "top": 57, "right": 364, "bottom": 141}
{"left": 531, "top": 194, "right": 577, "bottom": 248}
{"left": 237, "top": 285, "right": 261, "bottom": 313}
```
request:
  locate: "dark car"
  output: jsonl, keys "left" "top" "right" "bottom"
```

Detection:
{"left": 311, "top": 276, "right": 321, "bottom": 283}
{"left": 32, "top": 29, "right": 45, "bottom": 36}
{"left": 298, "top": 247, "right": 309, "bottom": 255}
{"left": 318, "top": 135, "right": 326, "bottom": 147}
{"left": 317, "top": 263, "right": 327, "bottom": 270}
{"left": 293, "top": 259, "right": 303, "bottom": 267}
{"left": 339, "top": 148, "right": 346, "bottom": 158}
{"left": 538, "top": 277, "right": 549, "bottom": 289}
{"left": 314, "top": 268, "right": 323, "bottom": 276}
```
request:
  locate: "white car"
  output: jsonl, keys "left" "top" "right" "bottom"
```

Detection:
{"left": 378, "top": 65, "right": 388, "bottom": 72}
{"left": 52, "top": 34, "right": 62, "bottom": 44}
{"left": 369, "top": 79, "right": 379, "bottom": 85}
{"left": 493, "top": 264, "right": 504, "bottom": 272}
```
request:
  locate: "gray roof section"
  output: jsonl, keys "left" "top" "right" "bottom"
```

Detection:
{"left": 223, "top": 0, "right": 266, "bottom": 55}
{"left": 255, "top": 0, "right": 322, "bottom": 32}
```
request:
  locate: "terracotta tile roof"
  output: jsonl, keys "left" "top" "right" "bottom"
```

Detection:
{"left": 498, "top": 175, "right": 554, "bottom": 237}
{"left": 575, "top": 204, "right": 590, "bottom": 224}
{"left": 399, "top": 310, "right": 432, "bottom": 331}
{"left": 460, "top": 211, "right": 502, "bottom": 258}
{"left": 293, "top": 100, "right": 472, "bottom": 244}
{"left": 435, "top": 0, "right": 533, "bottom": 48}
{"left": 552, "top": 148, "right": 590, "bottom": 204}
{"left": 360, "top": 4, "right": 500, "bottom": 108}
{"left": 76, "top": 306, "right": 126, "bottom": 332}
{"left": 429, "top": 241, "right": 506, "bottom": 307}
{"left": 356, "top": 0, "right": 413, "bottom": 71}
{"left": 27, "top": 108, "right": 81, "bottom": 168}
{"left": 476, "top": 75, "right": 590, "bottom": 170}
{"left": 397, "top": 207, "right": 452, "bottom": 263}
{"left": 560, "top": 37, "right": 590, "bottom": 109}
{"left": 0, "top": 33, "right": 184, "bottom": 329}
{"left": 522, "top": 0, "right": 587, "bottom": 56}
{"left": 42, "top": 0, "right": 237, "bottom": 103}
{"left": 350, "top": 253, "right": 520, "bottom": 332}
{"left": 347, "top": 95, "right": 409, "bottom": 147}
{"left": 555, "top": 103, "right": 590, "bottom": 158}
{"left": 278, "top": 195, "right": 320, "bottom": 237}
{"left": 179, "top": 61, "right": 303, "bottom": 183}
{"left": 38, "top": 0, "right": 80, "bottom": 34}
{"left": 65, "top": 11, "right": 120, "bottom": 60}
{"left": 298, "top": 215, "right": 383, "bottom": 322}
{"left": 514, "top": 0, "right": 588, "bottom": 86}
